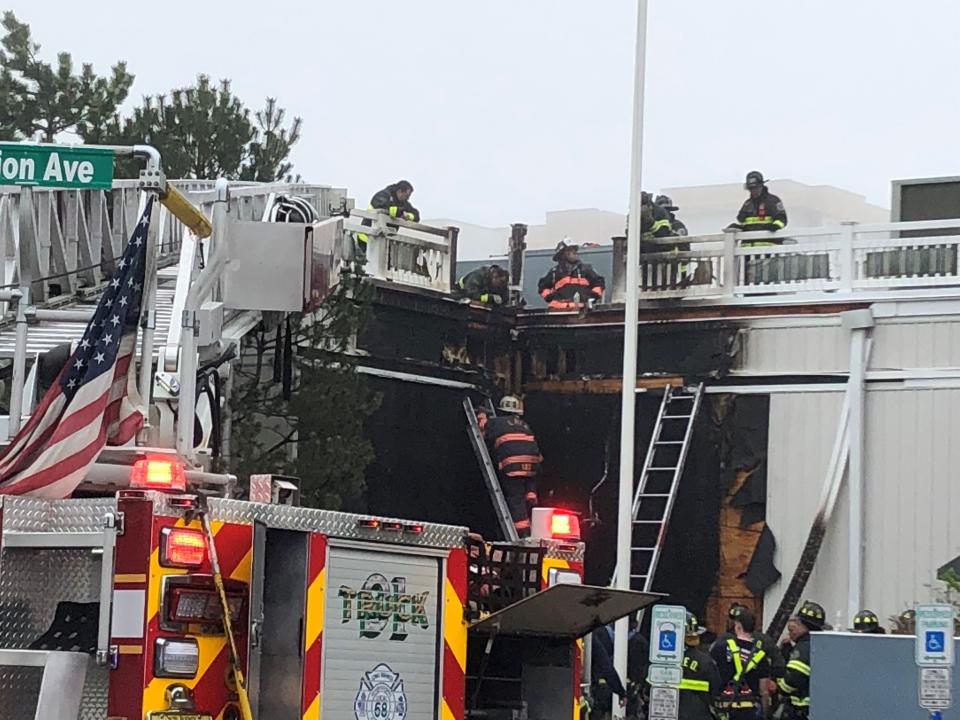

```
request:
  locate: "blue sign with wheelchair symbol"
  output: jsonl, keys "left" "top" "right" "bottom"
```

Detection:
{"left": 658, "top": 624, "right": 677, "bottom": 651}
{"left": 927, "top": 631, "right": 946, "bottom": 653}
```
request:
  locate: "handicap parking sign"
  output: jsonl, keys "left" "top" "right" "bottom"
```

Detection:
{"left": 658, "top": 624, "right": 677, "bottom": 652}
{"left": 928, "top": 632, "right": 946, "bottom": 653}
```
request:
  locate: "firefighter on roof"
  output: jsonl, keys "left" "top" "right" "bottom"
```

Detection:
{"left": 477, "top": 395, "right": 542, "bottom": 536}
{"left": 727, "top": 170, "right": 788, "bottom": 244}
{"left": 655, "top": 194, "right": 688, "bottom": 236}
{"left": 357, "top": 179, "right": 421, "bottom": 251}
{"left": 538, "top": 240, "right": 605, "bottom": 310}
{"left": 455, "top": 265, "right": 510, "bottom": 305}
{"left": 776, "top": 599, "right": 823, "bottom": 719}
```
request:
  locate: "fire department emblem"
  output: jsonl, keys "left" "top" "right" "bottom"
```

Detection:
{"left": 354, "top": 663, "right": 407, "bottom": 720}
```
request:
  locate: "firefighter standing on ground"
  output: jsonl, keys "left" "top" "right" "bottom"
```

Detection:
{"left": 711, "top": 607, "right": 771, "bottom": 720}
{"left": 455, "top": 265, "right": 510, "bottom": 305}
{"left": 776, "top": 600, "right": 824, "bottom": 719}
{"left": 712, "top": 603, "right": 785, "bottom": 681}
{"left": 676, "top": 612, "right": 722, "bottom": 720}
{"left": 477, "top": 396, "right": 541, "bottom": 536}
{"left": 538, "top": 240, "right": 605, "bottom": 310}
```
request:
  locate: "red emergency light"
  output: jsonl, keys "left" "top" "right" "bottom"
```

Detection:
{"left": 160, "top": 528, "right": 206, "bottom": 568}
{"left": 530, "top": 508, "right": 582, "bottom": 541}
{"left": 131, "top": 457, "right": 186, "bottom": 492}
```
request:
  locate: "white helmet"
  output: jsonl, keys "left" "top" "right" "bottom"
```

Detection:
{"left": 498, "top": 395, "right": 523, "bottom": 414}
{"left": 268, "top": 195, "right": 319, "bottom": 224}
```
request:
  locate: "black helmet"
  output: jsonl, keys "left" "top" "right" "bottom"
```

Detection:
{"left": 852, "top": 609, "right": 881, "bottom": 633}
{"left": 655, "top": 194, "right": 678, "bottom": 211}
{"left": 745, "top": 171, "right": 766, "bottom": 189}
{"left": 641, "top": 191, "right": 653, "bottom": 205}
{"left": 727, "top": 603, "right": 748, "bottom": 620}
{"left": 685, "top": 611, "right": 706, "bottom": 637}
{"left": 268, "top": 195, "right": 319, "bottom": 223}
{"left": 553, "top": 238, "right": 579, "bottom": 262}
{"left": 797, "top": 600, "right": 826, "bottom": 631}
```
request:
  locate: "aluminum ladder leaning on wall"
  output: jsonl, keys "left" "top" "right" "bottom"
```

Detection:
{"left": 626, "top": 383, "right": 704, "bottom": 592}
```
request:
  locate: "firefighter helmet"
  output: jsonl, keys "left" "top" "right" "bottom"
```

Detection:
{"left": 727, "top": 603, "right": 748, "bottom": 620}
{"left": 268, "top": 195, "right": 319, "bottom": 223}
{"left": 797, "top": 600, "right": 826, "bottom": 630}
{"left": 744, "top": 170, "right": 766, "bottom": 189}
{"left": 553, "top": 239, "right": 579, "bottom": 262}
{"left": 852, "top": 609, "right": 881, "bottom": 633}
{"left": 685, "top": 612, "right": 706, "bottom": 636}
{"left": 655, "top": 194, "right": 678, "bottom": 211}
{"left": 498, "top": 395, "right": 524, "bottom": 414}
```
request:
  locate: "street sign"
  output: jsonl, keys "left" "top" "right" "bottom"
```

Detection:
{"left": 0, "top": 143, "right": 114, "bottom": 189}
{"left": 647, "top": 664, "right": 682, "bottom": 687}
{"left": 919, "top": 667, "right": 953, "bottom": 710}
{"left": 916, "top": 604, "right": 955, "bottom": 667}
{"left": 649, "top": 604, "right": 686, "bottom": 666}
{"left": 648, "top": 686, "right": 679, "bottom": 720}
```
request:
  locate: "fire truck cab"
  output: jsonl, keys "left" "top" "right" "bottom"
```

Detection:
{"left": 0, "top": 469, "right": 657, "bottom": 720}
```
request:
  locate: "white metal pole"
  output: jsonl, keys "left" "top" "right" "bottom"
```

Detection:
{"left": 845, "top": 308, "right": 873, "bottom": 627}
{"left": 613, "top": 0, "right": 649, "bottom": 715}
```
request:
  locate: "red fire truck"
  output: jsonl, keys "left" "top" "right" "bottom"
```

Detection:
{"left": 0, "top": 460, "right": 655, "bottom": 720}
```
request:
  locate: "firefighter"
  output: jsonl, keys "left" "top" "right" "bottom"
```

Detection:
{"left": 638, "top": 192, "right": 677, "bottom": 251}
{"left": 712, "top": 603, "right": 785, "bottom": 681}
{"left": 894, "top": 608, "right": 917, "bottom": 634}
{"left": 776, "top": 600, "right": 824, "bottom": 719}
{"left": 455, "top": 265, "right": 510, "bottom": 305}
{"left": 477, "top": 395, "right": 542, "bottom": 536}
{"left": 710, "top": 607, "right": 771, "bottom": 720}
{"left": 655, "top": 194, "right": 689, "bottom": 236}
{"left": 677, "top": 612, "right": 721, "bottom": 720}
{"left": 726, "top": 170, "right": 788, "bottom": 243}
{"left": 590, "top": 626, "right": 629, "bottom": 718}
{"left": 851, "top": 609, "right": 886, "bottom": 634}
{"left": 537, "top": 240, "right": 605, "bottom": 310}
{"left": 356, "top": 180, "right": 421, "bottom": 252}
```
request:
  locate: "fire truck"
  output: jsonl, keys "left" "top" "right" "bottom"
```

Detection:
{"left": 0, "top": 472, "right": 656, "bottom": 720}
{"left": 0, "top": 144, "right": 657, "bottom": 720}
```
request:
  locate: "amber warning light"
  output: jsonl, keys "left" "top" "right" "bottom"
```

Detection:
{"left": 130, "top": 457, "right": 186, "bottom": 492}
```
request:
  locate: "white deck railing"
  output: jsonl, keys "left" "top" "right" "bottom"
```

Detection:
{"left": 610, "top": 218, "right": 960, "bottom": 304}
{"left": 344, "top": 208, "right": 458, "bottom": 293}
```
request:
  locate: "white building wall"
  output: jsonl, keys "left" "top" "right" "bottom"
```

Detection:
{"left": 764, "top": 386, "right": 960, "bottom": 631}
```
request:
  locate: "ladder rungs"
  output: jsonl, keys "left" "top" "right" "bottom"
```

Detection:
{"left": 645, "top": 467, "right": 679, "bottom": 472}
{"left": 630, "top": 574, "right": 649, "bottom": 579}
{"left": 667, "top": 394, "right": 696, "bottom": 400}
{"left": 637, "top": 493, "right": 671, "bottom": 498}
{"left": 633, "top": 519, "right": 664, "bottom": 524}
{"left": 654, "top": 440, "right": 684, "bottom": 445}
{"left": 661, "top": 414, "right": 693, "bottom": 420}
{"left": 631, "top": 547, "right": 656, "bottom": 552}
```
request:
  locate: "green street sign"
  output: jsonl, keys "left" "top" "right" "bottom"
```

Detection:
{"left": 0, "top": 143, "right": 114, "bottom": 189}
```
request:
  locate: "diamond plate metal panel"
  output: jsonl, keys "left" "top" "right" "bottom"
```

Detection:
{"left": 205, "top": 498, "right": 467, "bottom": 549}
{"left": 80, "top": 664, "right": 109, "bottom": 720}
{"left": 1, "top": 496, "right": 115, "bottom": 533}
{"left": 541, "top": 539, "right": 585, "bottom": 563}
{"left": 0, "top": 547, "right": 102, "bottom": 648}
{"left": 0, "top": 667, "right": 42, "bottom": 720}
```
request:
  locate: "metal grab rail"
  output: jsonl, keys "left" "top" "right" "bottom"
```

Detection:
{"left": 0, "top": 649, "right": 89, "bottom": 720}
{"left": 610, "top": 218, "right": 960, "bottom": 303}
{"left": 344, "top": 208, "right": 459, "bottom": 293}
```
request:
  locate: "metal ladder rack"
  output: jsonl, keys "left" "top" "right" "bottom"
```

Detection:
{"left": 629, "top": 383, "right": 704, "bottom": 592}
{"left": 463, "top": 397, "right": 519, "bottom": 542}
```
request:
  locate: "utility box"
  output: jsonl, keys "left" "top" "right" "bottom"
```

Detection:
{"left": 223, "top": 217, "right": 343, "bottom": 313}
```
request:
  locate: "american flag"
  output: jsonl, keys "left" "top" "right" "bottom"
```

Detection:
{"left": 0, "top": 196, "right": 153, "bottom": 497}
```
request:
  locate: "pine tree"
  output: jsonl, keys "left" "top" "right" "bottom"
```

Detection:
{"left": 227, "top": 271, "right": 381, "bottom": 510}
{"left": 0, "top": 12, "right": 133, "bottom": 142}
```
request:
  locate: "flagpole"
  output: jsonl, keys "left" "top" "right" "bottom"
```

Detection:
{"left": 613, "top": 1, "right": 648, "bottom": 715}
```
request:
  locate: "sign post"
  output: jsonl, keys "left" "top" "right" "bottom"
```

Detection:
{"left": 647, "top": 604, "right": 686, "bottom": 720}
{"left": 916, "top": 603, "right": 955, "bottom": 717}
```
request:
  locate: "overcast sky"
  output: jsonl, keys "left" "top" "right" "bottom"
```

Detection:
{"left": 9, "top": 0, "right": 960, "bottom": 226}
